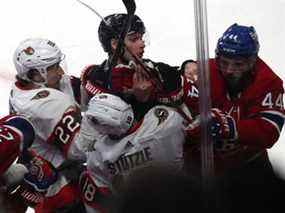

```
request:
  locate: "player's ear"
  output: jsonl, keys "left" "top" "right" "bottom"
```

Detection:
{"left": 111, "top": 38, "right": 118, "bottom": 52}
{"left": 27, "top": 69, "right": 45, "bottom": 83}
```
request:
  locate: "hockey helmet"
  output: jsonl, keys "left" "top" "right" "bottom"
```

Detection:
{"left": 86, "top": 93, "right": 134, "bottom": 137}
{"left": 98, "top": 13, "right": 145, "bottom": 53}
{"left": 215, "top": 23, "right": 260, "bottom": 58}
{"left": 13, "top": 38, "right": 64, "bottom": 85}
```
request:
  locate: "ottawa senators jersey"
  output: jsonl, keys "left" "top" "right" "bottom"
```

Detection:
{"left": 59, "top": 74, "right": 81, "bottom": 106}
{"left": 79, "top": 106, "right": 186, "bottom": 212}
{"left": 9, "top": 83, "right": 81, "bottom": 168}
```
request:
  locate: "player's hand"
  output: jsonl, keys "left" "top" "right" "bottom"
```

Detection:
{"left": 130, "top": 64, "right": 154, "bottom": 102}
{"left": 211, "top": 108, "right": 238, "bottom": 141}
{"left": 23, "top": 152, "right": 58, "bottom": 193}
{"left": 184, "top": 115, "right": 201, "bottom": 141}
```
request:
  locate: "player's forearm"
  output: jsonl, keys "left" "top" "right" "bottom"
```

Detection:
{"left": 237, "top": 118, "right": 280, "bottom": 149}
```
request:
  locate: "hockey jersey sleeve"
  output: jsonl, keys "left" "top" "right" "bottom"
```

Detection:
{"left": 46, "top": 106, "right": 81, "bottom": 158}
{"left": 236, "top": 59, "right": 285, "bottom": 148}
{"left": 0, "top": 115, "right": 35, "bottom": 176}
{"left": 237, "top": 83, "right": 285, "bottom": 148}
{"left": 80, "top": 63, "right": 110, "bottom": 98}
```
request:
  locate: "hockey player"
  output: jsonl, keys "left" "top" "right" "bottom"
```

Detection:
{"left": 180, "top": 59, "right": 198, "bottom": 83}
{"left": 9, "top": 38, "right": 86, "bottom": 212}
{"left": 80, "top": 13, "right": 184, "bottom": 120}
{"left": 76, "top": 93, "right": 187, "bottom": 212}
{"left": 0, "top": 114, "right": 35, "bottom": 213}
{"left": 186, "top": 24, "right": 285, "bottom": 177}
{"left": 179, "top": 59, "right": 199, "bottom": 116}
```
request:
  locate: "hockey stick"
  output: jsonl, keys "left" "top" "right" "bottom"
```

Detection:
{"left": 124, "top": 45, "right": 164, "bottom": 91}
{"left": 76, "top": 0, "right": 108, "bottom": 25}
{"left": 109, "top": 0, "right": 136, "bottom": 69}
{"left": 76, "top": 0, "right": 164, "bottom": 91}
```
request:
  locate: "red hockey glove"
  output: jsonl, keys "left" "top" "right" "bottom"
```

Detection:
{"left": 112, "top": 64, "right": 155, "bottom": 102}
{"left": 23, "top": 151, "right": 58, "bottom": 193}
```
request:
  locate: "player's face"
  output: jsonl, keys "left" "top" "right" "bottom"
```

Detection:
{"left": 124, "top": 32, "right": 145, "bottom": 59}
{"left": 217, "top": 55, "right": 255, "bottom": 93}
{"left": 46, "top": 63, "right": 64, "bottom": 89}
{"left": 184, "top": 62, "right": 198, "bottom": 82}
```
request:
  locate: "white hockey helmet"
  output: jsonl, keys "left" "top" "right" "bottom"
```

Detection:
{"left": 13, "top": 38, "right": 64, "bottom": 84}
{"left": 86, "top": 93, "right": 134, "bottom": 137}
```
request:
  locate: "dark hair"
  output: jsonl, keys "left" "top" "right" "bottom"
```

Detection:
{"left": 98, "top": 13, "right": 145, "bottom": 53}
{"left": 180, "top": 59, "right": 196, "bottom": 75}
{"left": 15, "top": 69, "right": 39, "bottom": 87}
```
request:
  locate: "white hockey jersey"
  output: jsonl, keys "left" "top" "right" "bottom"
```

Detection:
{"left": 9, "top": 82, "right": 81, "bottom": 168}
{"left": 79, "top": 105, "right": 187, "bottom": 212}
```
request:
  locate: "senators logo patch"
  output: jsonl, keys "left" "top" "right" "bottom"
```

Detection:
{"left": 154, "top": 108, "right": 169, "bottom": 125}
{"left": 32, "top": 90, "right": 50, "bottom": 100}
{"left": 23, "top": 46, "right": 35, "bottom": 55}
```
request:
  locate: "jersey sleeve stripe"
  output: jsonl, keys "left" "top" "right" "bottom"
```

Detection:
{"left": 4, "top": 116, "right": 35, "bottom": 150}
{"left": 260, "top": 111, "right": 285, "bottom": 133}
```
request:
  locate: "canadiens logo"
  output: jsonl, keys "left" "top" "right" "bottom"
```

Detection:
{"left": 23, "top": 46, "right": 35, "bottom": 55}
{"left": 154, "top": 108, "right": 169, "bottom": 125}
{"left": 32, "top": 90, "right": 50, "bottom": 100}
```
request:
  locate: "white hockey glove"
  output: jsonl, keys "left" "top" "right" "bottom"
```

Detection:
{"left": 2, "top": 163, "right": 28, "bottom": 190}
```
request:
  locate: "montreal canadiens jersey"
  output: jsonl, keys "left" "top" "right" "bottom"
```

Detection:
{"left": 85, "top": 105, "right": 186, "bottom": 191}
{"left": 9, "top": 83, "right": 80, "bottom": 168}
{"left": 185, "top": 57, "right": 285, "bottom": 172}
{"left": 0, "top": 120, "right": 22, "bottom": 177}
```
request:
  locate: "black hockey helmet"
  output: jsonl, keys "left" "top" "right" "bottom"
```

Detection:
{"left": 98, "top": 13, "right": 145, "bottom": 53}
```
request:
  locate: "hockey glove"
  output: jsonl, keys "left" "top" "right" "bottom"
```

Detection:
{"left": 23, "top": 152, "right": 58, "bottom": 193}
{"left": 2, "top": 163, "right": 28, "bottom": 191}
{"left": 112, "top": 63, "right": 155, "bottom": 103}
{"left": 7, "top": 152, "right": 57, "bottom": 207}
{"left": 184, "top": 115, "right": 201, "bottom": 141}
{"left": 210, "top": 108, "right": 238, "bottom": 141}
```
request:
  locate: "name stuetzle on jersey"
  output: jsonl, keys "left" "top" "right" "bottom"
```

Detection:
{"left": 107, "top": 146, "right": 153, "bottom": 175}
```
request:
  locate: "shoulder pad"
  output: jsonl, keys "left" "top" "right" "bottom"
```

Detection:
{"left": 80, "top": 60, "right": 108, "bottom": 83}
{"left": 80, "top": 64, "right": 97, "bottom": 83}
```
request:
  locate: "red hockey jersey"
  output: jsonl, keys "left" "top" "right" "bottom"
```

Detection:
{"left": 185, "top": 57, "right": 285, "bottom": 172}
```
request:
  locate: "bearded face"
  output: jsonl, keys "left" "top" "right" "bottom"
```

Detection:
{"left": 216, "top": 55, "right": 256, "bottom": 97}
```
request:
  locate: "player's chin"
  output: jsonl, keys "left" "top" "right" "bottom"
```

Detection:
{"left": 47, "top": 80, "right": 61, "bottom": 89}
{"left": 137, "top": 51, "right": 144, "bottom": 58}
